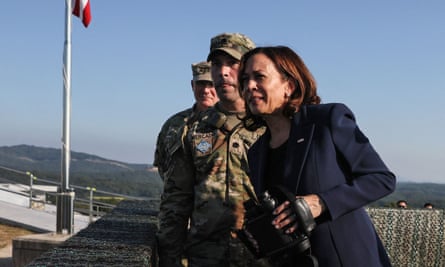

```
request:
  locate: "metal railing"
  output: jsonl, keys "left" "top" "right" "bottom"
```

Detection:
{"left": 0, "top": 165, "right": 158, "bottom": 223}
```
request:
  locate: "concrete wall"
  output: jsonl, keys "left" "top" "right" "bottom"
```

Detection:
{"left": 13, "top": 233, "right": 69, "bottom": 267}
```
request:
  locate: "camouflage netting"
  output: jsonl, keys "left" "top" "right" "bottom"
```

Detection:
{"left": 26, "top": 202, "right": 444, "bottom": 267}
{"left": 367, "top": 207, "right": 445, "bottom": 267}
{"left": 26, "top": 200, "right": 160, "bottom": 267}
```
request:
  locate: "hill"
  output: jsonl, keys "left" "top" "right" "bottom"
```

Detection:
{"left": 373, "top": 182, "right": 445, "bottom": 209}
{"left": 0, "top": 144, "right": 162, "bottom": 198}
{"left": 0, "top": 145, "right": 443, "bottom": 208}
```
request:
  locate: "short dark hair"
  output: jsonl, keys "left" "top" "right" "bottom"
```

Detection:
{"left": 397, "top": 200, "right": 408, "bottom": 208}
{"left": 424, "top": 202, "right": 434, "bottom": 208}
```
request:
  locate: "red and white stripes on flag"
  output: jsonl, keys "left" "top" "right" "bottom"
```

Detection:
{"left": 72, "top": 0, "right": 91, "bottom": 27}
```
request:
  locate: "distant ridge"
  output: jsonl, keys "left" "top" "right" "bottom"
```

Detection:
{"left": 376, "top": 181, "right": 445, "bottom": 209}
{"left": 0, "top": 144, "right": 162, "bottom": 198}
{"left": 0, "top": 145, "right": 443, "bottom": 207}
{"left": 0, "top": 144, "right": 149, "bottom": 173}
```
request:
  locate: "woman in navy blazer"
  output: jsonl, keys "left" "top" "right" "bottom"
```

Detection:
{"left": 238, "top": 46, "right": 396, "bottom": 266}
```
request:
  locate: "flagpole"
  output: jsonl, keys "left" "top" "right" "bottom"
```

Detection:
{"left": 57, "top": 0, "right": 75, "bottom": 234}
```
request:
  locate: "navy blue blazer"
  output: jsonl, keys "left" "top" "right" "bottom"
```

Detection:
{"left": 247, "top": 103, "right": 396, "bottom": 267}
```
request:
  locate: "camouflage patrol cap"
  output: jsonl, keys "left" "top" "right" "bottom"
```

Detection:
{"left": 191, "top": 61, "right": 212, "bottom": 82}
{"left": 207, "top": 33, "right": 256, "bottom": 61}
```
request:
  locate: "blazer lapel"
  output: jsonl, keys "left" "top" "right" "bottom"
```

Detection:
{"left": 249, "top": 131, "right": 270, "bottom": 196}
{"left": 283, "top": 109, "right": 315, "bottom": 193}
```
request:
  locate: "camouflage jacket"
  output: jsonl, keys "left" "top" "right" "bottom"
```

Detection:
{"left": 157, "top": 103, "right": 265, "bottom": 266}
{"left": 154, "top": 105, "right": 199, "bottom": 179}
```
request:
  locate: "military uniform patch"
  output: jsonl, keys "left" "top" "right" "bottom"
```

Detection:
{"left": 193, "top": 134, "right": 213, "bottom": 157}
{"left": 197, "top": 139, "right": 212, "bottom": 154}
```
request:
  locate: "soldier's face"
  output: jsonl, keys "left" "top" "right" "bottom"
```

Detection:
{"left": 210, "top": 52, "right": 241, "bottom": 102}
{"left": 192, "top": 80, "right": 218, "bottom": 112}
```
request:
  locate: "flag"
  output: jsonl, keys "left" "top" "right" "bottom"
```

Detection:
{"left": 72, "top": 0, "right": 92, "bottom": 27}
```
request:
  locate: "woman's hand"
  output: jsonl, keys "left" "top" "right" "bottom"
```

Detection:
{"left": 271, "top": 200, "right": 297, "bottom": 233}
{"left": 301, "top": 194, "right": 325, "bottom": 219}
{"left": 271, "top": 194, "right": 325, "bottom": 234}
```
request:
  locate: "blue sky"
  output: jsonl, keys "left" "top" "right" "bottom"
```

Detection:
{"left": 1, "top": 1, "right": 444, "bottom": 183}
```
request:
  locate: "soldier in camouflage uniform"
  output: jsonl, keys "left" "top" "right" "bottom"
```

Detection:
{"left": 157, "top": 33, "right": 267, "bottom": 267}
{"left": 153, "top": 61, "right": 218, "bottom": 179}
